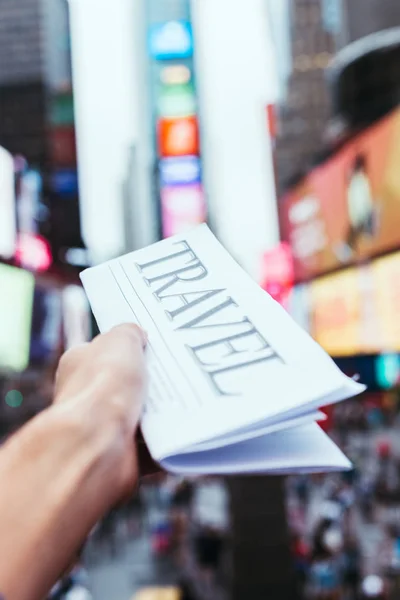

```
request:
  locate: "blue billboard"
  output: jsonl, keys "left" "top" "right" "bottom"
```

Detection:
{"left": 51, "top": 169, "right": 79, "bottom": 196}
{"left": 159, "top": 156, "right": 201, "bottom": 186}
{"left": 149, "top": 21, "right": 193, "bottom": 60}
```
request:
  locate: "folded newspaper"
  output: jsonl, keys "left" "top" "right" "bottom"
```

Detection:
{"left": 81, "top": 224, "right": 365, "bottom": 475}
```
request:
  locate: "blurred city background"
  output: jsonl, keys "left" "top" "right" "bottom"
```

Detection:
{"left": 1, "top": 0, "right": 400, "bottom": 598}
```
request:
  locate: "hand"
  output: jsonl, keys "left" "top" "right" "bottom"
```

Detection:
{"left": 54, "top": 323, "right": 148, "bottom": 505}
{"left": 0, "top": 324, "right": 149, "bottom": 600}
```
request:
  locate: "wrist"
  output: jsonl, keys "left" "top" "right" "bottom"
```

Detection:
{"left": 0, "top": 403, "right": 126, "bottom": 600}
{"left": 42, "top": 400, "right": 135, "bottom": 506}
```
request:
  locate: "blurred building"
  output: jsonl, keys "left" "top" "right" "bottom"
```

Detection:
{"left": 0, "top": 0, "right": 47, "bottom": 165}
{"left": 0, "top": 0, "right": 84, "bottom": 267}
{"left": 0, "top": 0, "right": 73, "bottom": 164}
{"left": 328, "top": 27, "right": 400, "bottom": 140}
{"left": 192, "top": 0, "right": 280, "bottom": 279}
{"left": 68, "top": 0, "right": 158, "bottom": 263}
{"left": 273, "top": 0, "right": 340, "bottom": 192}
{"left": 344, "top": 0, "right": 400, "bottom": 42}
{"left": 273, "top": 0, "right": 400, "bottom": 193}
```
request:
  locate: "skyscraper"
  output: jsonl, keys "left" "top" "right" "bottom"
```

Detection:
{"left": 273, "top": 0, "right": 400, "bottom": 193}
{"left": 0, "top": 0, "right": 83, "bottom": 263}
{"left": 343, "top": 0, "right": 400, "bottom": 43}
{"left": 273, "top": 0, "right": 337, "bottom": 192}
{"left": 0, "top": 0, "right": 74, "bottom": 165}
{"left": 0, "top": 0, "right": 47, "bottom": 165}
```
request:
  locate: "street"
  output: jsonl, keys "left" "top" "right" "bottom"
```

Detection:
{"left": 86, "top": 532, "right": 177, "bottom": 600}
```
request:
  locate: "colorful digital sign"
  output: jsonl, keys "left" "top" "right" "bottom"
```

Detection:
{"left": 148, "top": 21, "right": 193, "bottom": 61}
{"left": 279, "top": 106, "right": 400, "bottom": 282}
{"left": 308, "top": 250, "right": 400, "bottom": 357}
{"left": 50, "top": 92, "right": 74, "bottom": 126}
{"left": 157, "top": 84, "right": 197, "bottom": 118}
{"left": 15, "top": 233, "right": 53, "bottom": 272}
{"left": 260, "top": 243, "right": 294, "bottom": 307}
{"left": 376, "top": 354, "right": 400, "bottom": 389}
{"left": 159, "top": 156, "right": 201, "bottom": 187}
{"left": 0, "top": 145, "right": 16, "bottom": 259}
{"left": 370, "top": 252, "right": 400, "bottom": 353}
{"left": 49, "top": 126, "right": 77, "bottom": 166}
{"left": 51, "top": 169, "right": 79, "bottom": 196}
{"left": 160, "top": 65, "right": 191, "bottom": 86}
{"left": 0, "top": 264, "right": 35, "bottom": 372}
{"left": 157, "top": 116, "right": 199, "bottom": 158}
{"left": 310, "top": 268, "right": 365, "bottom": 357}
{"left": 161, "top": 184, "right": 206, "bottom": 238}
{"left": 148, "top": 7, "right": 206, "bottom": 240}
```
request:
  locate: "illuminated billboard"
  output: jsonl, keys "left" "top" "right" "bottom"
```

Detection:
{"left": 310, "top": 268, "right": 365, "bottom": 357}
{"left": 280, "top": 107, "right": 400, "bottom": 281}
{"left": 148, "top": 21, "right": 193, "bottom": 61}
{"left": 0, "top": 146, "right": 16, "bottom": 259}
{"left": 370, "top": 252, "right": 400, "bottom": 353}
{"left": 157, "top": 116, "right": 199, "bottom": 158}
{"left": 160, "top": 184, "right": 206, "bottom": 238}
{"left": 159, "top": 156, "right": 201, "bottom": 187}
{"left": 0, "top": 265, "right": 35, "bottom": 372}
{"left": 309, "top": 250, "right": 400, "bottom": 356}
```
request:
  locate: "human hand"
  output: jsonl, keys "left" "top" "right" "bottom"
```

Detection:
{"left": 54, "top": 323, "right": 148, "bottom": 506}
{"left": 0, "top": 324, "right": 150, "bottom": 600}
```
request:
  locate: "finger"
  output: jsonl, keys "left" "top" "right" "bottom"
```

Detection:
{"left": 94, "top": 325, "right": 148, "bottom": 385}
{"left": 54, "top": 344, "right": 89, "bottom": 397}
{"left": 107, "top": 323, "right": 148, "bottom": 349}
{"left": 93, "top": 324, "right": 147, "bottom": 365}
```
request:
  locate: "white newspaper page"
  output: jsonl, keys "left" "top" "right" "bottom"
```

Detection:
{"left": 161, "top": 423, "right": 352, "bottom": 475}
{"left": 81, "top": 225, "right": 364, "bottom": 463}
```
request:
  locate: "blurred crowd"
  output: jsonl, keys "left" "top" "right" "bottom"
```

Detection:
{"left": 49, "top": 476, "right": 230, "bottom": 600}
{"left": 287, "top": 393, "right": 400, "bottom": 600}
{"left": 4, "top": 360, "right": 400, "bottom": 600}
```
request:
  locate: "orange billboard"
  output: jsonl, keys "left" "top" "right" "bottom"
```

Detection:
{"left": 280, "top": 107, "right": 400, "bottom": 281}
{"left": 309, "top": 251, "right": 400, "bottom": 356}
{"left": 310, "top": 268, "right": 364, "bottom": 357}
{"left": 157, "top": 116, "right": 199, "bottom": 157}
{"left": 370, "top": 253, "right": 400, "bottom": 352}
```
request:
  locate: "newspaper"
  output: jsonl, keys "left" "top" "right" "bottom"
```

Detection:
{"left": 81, "top": 224, "right": 365, "bottom": 475}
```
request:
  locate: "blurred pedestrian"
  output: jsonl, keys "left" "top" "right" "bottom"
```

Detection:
{"left": 151, "top": 516, "right": 172, "bottom": 556}
{"left": 193, "top": 526, "right": 225, "bottom": 586}
{"left": 341, "top": 536, "right": 362, "bottom": 600}
{"left": 310, "top": 515, "right": 343, "bottom": 599}
{"left": 96, "top": 508, "right": 119, "bottom": 557}
{"left": 358, "top": 475, "right": 375, "bottom": 521}
{"left": 291, "top": 532, "right": 310, "bottom": 593}
{"left": 309, "top": 556, "right": 342, "bottom": 600}
{"left": 122, "top": 489, "right": 145, "bottom": 537}
{"left": 312, "top": 508, "right": 343, "bottom": 562}
{"left": 295, "top": 475, "right": 311, "bottom": 509}
{"left": 170, "top": 479, "right": 194, "bottom": 566}
{"left": 192, "top": 478, "right": 229, "bottom": 586}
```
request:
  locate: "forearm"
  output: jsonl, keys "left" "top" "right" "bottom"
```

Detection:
{"left": 0, "top": 406, "right": 120, "bottom": 600}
